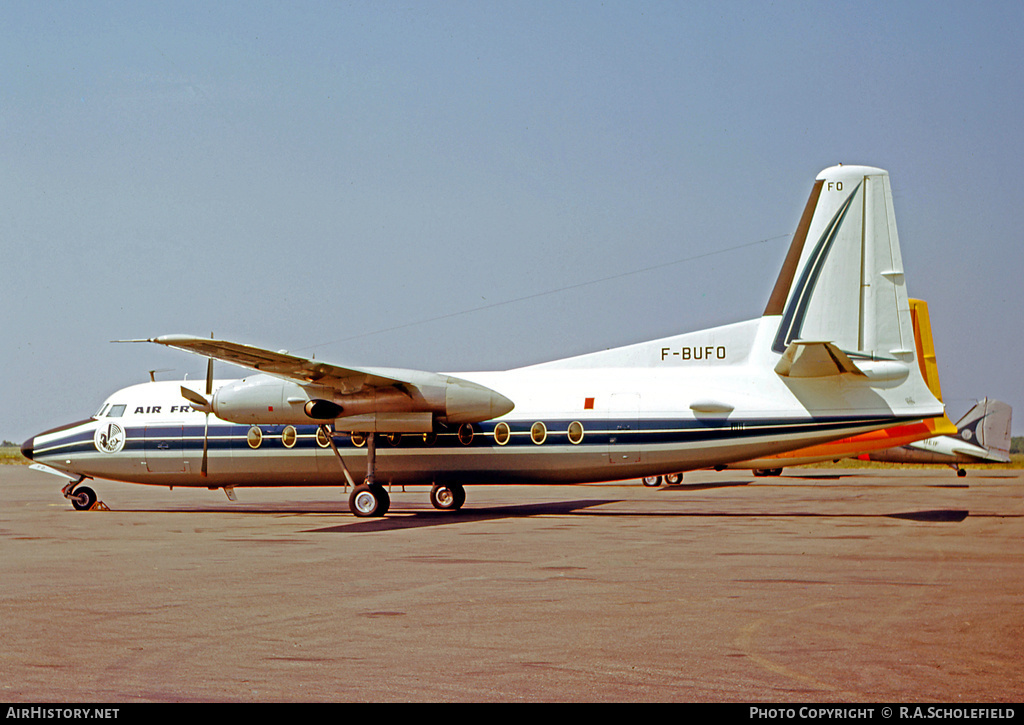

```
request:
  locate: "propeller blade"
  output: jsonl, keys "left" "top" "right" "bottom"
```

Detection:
{"left": 180, "top": 385, "right": 211, "bottom": 411}
{"left": 201, "top": 333, "right": 214, "bottom": 477}
{"left": 205, "top": 349, "right": 213, "bottom": 396}
{"left": 201, "top": 413, "right": 209, "bottom": 477}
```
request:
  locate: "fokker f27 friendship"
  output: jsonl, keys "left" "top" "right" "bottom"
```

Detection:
{"left": 23, "top": 165, "right": 945, "bottom": 517}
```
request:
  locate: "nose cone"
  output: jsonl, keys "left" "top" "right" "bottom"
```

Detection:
{"left": 20, "top": 437, "right": 34, "bottom": 461}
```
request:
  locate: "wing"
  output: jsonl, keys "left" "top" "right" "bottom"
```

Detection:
{"left": 152, "top": 335, "right": 421, "bottom": 393}
{"left": 133, "top": 335, "right": 515, "bottom": 427}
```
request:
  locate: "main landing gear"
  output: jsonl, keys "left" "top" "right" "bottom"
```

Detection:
{"left": 329, "top": 429, "right": 468, "bottom": 517}
{"left": 347, "top": 481, "right": 467, "bottom": 517}
{"left": 349, "top": 483, "right": 390, "bottom": 517}
{"left": 642, "top": 472, "right": 684, "bottom": 487}
{"left": 429, "top": 482, "right": 466, "bottom": 511}
{"left": 348, "top": 430, "right": 390, "bottom": 518}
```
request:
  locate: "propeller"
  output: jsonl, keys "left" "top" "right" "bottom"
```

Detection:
{"left": 180, "top": 335, "right": 215, "bottom": 477}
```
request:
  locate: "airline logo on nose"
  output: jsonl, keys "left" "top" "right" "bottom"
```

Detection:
{"left": 94, "top": 423, "right": 125, "bottom": 454}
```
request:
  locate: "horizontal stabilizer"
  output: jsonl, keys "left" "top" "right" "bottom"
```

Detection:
{"left": 774, "top": 341, "right": 865, "bottom": 378}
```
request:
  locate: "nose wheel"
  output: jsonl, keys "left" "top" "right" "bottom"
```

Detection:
{"left": 61, "top": 478, "right": 100, "bottom": 511}
{"left": 70, "top": 485, "right": 98, "bottom": 511}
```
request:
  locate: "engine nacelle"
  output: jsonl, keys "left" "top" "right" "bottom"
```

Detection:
{"left": 212, "top": 375, "right": 328, "bottom": 425}
{"left": 304, "top": 399, "right": 344, "bottom": 420}
{"left": 209, "top": 372, "right": 514, "bottom": 428}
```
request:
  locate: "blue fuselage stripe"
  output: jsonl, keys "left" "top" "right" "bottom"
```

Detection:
{"left": 34, "top": 415, "right": 918, "bottom": 457}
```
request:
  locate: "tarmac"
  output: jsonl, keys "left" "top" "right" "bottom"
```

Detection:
{"left": 1, "top": 464, "right": 1021, "bottom": 703}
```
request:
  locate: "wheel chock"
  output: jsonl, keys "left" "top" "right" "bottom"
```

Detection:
{"left": 89, "top": 501, "right": 110, "bottom": 511}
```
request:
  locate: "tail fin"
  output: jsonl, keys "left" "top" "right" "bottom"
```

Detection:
{"left": 909, "top": 298, "right": 957, "bottom": 436}
{"left": 766, "top": 165, "right": 914, "bottom": 364}
{"left": 954, "top": 398, "right": 1012, "bottom": 462}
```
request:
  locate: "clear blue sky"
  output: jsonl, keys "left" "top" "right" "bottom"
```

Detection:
{"left": 3, "top": 1, "right": 1022, "bottom": 442}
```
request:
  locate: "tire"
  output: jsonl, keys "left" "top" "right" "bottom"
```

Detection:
{"left": 71, "top": 486, "right": 97, "bottom": 511}
{"left": 349, "top": 484, "right": 390, "bottom": 517}
{"left": 430, "top": 483, "right": 466, "bottom": 511}
{"left": 664, "top": 473, "right": 683, "bottom": 485}
{"left": 642, "top": 476, "right": 662, "bottom": 487}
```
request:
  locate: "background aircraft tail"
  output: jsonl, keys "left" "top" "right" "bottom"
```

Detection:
{"left": 909, "top": 299, "right": 957, "bottom": 437}
{"left": 954, "top": 398, "right": 1012, "bottom": 463}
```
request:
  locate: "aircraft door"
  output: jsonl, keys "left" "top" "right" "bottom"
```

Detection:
{"left": 607, "top": 393, "right": 641, "bottom": 464}
{"left": 144, "top": 425, "right": 186, "bottom": 473}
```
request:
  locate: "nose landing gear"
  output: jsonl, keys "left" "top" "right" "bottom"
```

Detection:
{"left": 61, "top": 478, "right": 106, "bottom": 511}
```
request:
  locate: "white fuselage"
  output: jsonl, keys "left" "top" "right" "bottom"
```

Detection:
{"left": 25, "top": 316, "right": 940, "bottom": 490}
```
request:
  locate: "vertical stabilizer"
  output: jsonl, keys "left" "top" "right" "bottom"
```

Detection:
{"left": 909, "top": 298, "right": 957, "bottom": 436}
{"left": 767, "top": 166, "right": 914, "bottom": 364}
{"left": 910, "top": 299, "right": 943, "bottom": 401}
{"left": 956, "top": 398, "right": 1012, "bottom": 462}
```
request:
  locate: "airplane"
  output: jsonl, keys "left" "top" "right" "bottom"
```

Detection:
{"left": 856, "top": 398, "right": 1012, "bottom": 476}
{"left": 22, "top": 164, "right": 945, "bottom": 517}
{"left": 690, "top": 298, "right": 959, "bottom": 479}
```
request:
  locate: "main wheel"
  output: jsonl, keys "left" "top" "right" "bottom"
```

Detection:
{"left": 430, "top": 483, "right": 466, "bottom": 511}
{"left": 664, "top": 472, "right": 683, "bottom": 485}
{"left": 349, "top": 484, "right": 390, "bottom": 517}
{"left": 642, "top": 475, "right": 662, "bottom": 487}
{"left": 71, "top": 486, "right": 97, "bottom": 511}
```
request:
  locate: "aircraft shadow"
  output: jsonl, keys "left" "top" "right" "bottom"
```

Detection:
{"left": 305, "top": 501, "right": 972, "bottom": 533}
{"left": 779, "top": 473, "right": 847, "bottom": 480}
{"left": 307, "top": 498, "right": 617, "bottom": 533}
{"left": 657, "top": 480, "right": 751, "bottom": 491}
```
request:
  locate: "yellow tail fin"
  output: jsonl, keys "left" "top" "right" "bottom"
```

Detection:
{"left": 909, "top": 299, "right": 957, "bottom": 436}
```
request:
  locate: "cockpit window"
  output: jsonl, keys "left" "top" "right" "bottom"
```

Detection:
{"left": 107, "top": 404, "right": 127, "bottom": 417}
{"left": 94, "top": 404, "right": 110, "bottom": 418}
